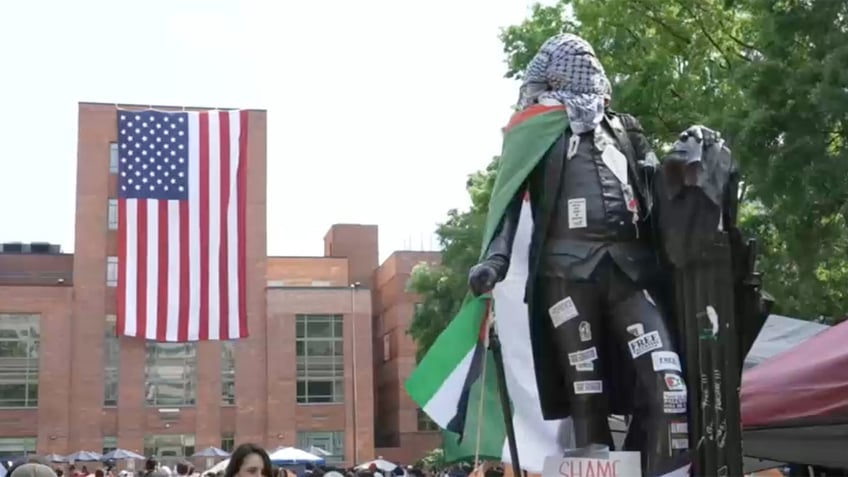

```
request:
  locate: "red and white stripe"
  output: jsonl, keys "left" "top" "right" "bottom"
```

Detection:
{"left": 117, "top": 110, "right": 248, "bottom": 342}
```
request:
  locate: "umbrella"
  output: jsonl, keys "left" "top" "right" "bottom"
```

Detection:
{"left": 65, "top": 451, "right": 103, "bottom": 462}
{"left": 267, "top": 448, "right": 324, "bottom": 465}
{"left": 192, "top": 447, "right": 230, "bottom": 458}
{"left": 206, "top": 459, "right": 229, "bottom": 474}
{"left": 43, "top": 454, "right": 66, "bottom": 463}
{"left": 355, "top": 459, "right": 399, "bottom": 472}
{"left": 101, "top": 449, "right": 145, "bottom": 461}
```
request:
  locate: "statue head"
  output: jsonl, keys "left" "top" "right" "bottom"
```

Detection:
{"left": 517, "top": 33, "right": 611, "bottom": 133}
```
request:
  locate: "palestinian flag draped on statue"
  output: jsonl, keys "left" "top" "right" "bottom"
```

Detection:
{"left": 405, "top": 105, "right": 573, "bottom": 473}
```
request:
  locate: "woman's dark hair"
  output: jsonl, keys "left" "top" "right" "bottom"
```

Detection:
{"left": 223, "top": 443, "right": 272, "bottom": 477}
{"left": 95, "top": 470, "right": 105, "bottom": 477}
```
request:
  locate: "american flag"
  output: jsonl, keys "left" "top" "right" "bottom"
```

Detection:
{"left": 116, "top": 109, "right": 248, "bottom": 342}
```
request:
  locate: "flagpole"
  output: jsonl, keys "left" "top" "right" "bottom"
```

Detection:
{"left": 487, "top": 322, "right": 523, "bottom": 477}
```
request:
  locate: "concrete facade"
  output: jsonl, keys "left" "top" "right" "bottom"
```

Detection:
{"left": 0, "top": 102, "right": 440, "bottom": 466}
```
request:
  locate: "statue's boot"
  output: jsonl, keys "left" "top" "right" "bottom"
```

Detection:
{"left": 571, "top": 415, "right": 614, "bottom": 450}
{"left": 646, "top": 449, "right": 692, "bottom": 477}
{"left": 645, "top": 451, "right": 692, "bottom": 477}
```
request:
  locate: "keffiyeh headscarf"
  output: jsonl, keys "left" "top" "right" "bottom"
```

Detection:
{"left": 517, "top": 33, "right": 612, "bottom": 134}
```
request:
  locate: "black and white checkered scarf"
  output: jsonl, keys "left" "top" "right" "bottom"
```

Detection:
{"left": 517, "top": 33, "right": 611, "bottom": 134}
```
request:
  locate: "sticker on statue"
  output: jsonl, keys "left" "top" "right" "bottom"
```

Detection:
{"left": 549, "top": 296, "right": 579, "bottom": 327}
{"left": 663, "top": 391, "right": 687, "bottom": 414}
{"left": 567, "top": 198, "right": 587, "bottom": 229}
{"left": 670, "top": 421, "right": 688, "bottom": 434}
{"left": 541, "top": 452, "right": 642, "bottom": 477}
{"left": 626, "top": 323, "right": 644, "bottom": 337}
{"left": 664, "top": 374, "right": 686, "bottom": 391}
{"left": 573, "top": 380, "right": 603, "bottom": 395}
{"left": 651, "top": 351, "right": 682, "bottom": 372}
{"left": 671, "top": 438, "right": 689, "bottom": 450}
{"left": 567, "top": 135, "right": 580, "bottom": 159}
{"left": 575, "top": 361, "right": 594, "bottom": 371}
{"left": 578, "top": 321, "right": 592, "bottom": 342}
{"left": 627, "top": 330, "right": 663, "bottom": 358}
{"left": 568, "top": 346, "right": 598, "bottom": 365}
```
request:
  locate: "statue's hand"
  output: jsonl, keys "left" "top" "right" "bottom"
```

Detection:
{"left": 468, "top": 261, "right": 501, "bottom": 296}
{"left": 679, "top": 125, "right": 722, "bottom": 148}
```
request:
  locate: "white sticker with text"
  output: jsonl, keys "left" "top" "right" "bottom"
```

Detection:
{"left": 574, "top": 380, "right": 604, "bottom": 395}
{"left": 575, "top": 361, "right": 594, "bottom": 372}
{"left": 549, "top": 296, "right": 579, "bottom": 327}
{"left": 671, "top": 438, "right": 689, "bottom": 450}
{"left": 568, "top": 198, "right": 587, "bottom": 229}
{"left": 663, "top": 391, "right": 688, "bottom": 414}
{"left": 627, "top": 330, "right": 663, "bottom": 358}
{"left": 651, "top": 351, "right": 682, "bottom": 372}
{"left": 670, "top": 422, "right": 689, "bottom": 434}
{"left": 568, "top": 346, "right": 598, "bottom": 365}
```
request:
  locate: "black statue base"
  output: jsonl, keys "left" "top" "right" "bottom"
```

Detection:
{"left": 671, "top": 237, "right": 743, "bottom": 476}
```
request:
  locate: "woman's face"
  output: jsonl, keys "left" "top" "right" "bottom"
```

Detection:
{"left": 237, "top": 453, "right": 265, "bottom": 477}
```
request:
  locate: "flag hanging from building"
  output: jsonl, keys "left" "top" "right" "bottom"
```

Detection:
{"left": 116, "top": 109, "right": 249, "bottom": 342}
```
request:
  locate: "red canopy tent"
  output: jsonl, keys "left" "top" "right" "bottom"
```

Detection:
{"left": 741, "top": 320, "right": 848, "bottom": 469}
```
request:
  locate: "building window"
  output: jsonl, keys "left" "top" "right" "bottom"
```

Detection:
{"left": 106, "top": 256, "right": 118, "bottom": 287}
{"left": 221, "top": 341, "right": 235, "bottom": 406}
{"left": 145, "top": 343, "right": 196, "bottom": 406}
{"left": 102, "top": 436, "right": 117, "bottom": 455}
{"left": 109, "top": 143, "right": 119, "bottom": 173}
{"left": 104, "top": 315, "right": 119, "bottom": 407}
{"left": 382, "top": 334, "right": 391, "bottom": 362}
{"left": 297, "top": 431, "right": 344, "bottom": 463}
{"left": 417, "top": 408, "right": 439, "bottom": 431}
{"left": 296, "top": 314, "right": 344, "bottom": 404}
{"left": 220, "top": 434, "right": 234, "bottom": 453}
{"left": 0, "top": 437, "right": 36, "bottom": 460}
{"left": 107, "top": 199, "right": 118, "bottom": 230}
{"left": 143, "top": 434, "right": 195, "bottom": 463}
{"left": 0, "top": 314, "right": 40, "bottom": 408}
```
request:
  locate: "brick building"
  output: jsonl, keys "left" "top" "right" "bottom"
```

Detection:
{"left": 0, "top": 102, "right": 439, "bottom": 467}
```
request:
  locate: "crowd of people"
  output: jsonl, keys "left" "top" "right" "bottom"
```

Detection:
{"left": 2, "top": 444, "right": 494, "bottom": 477}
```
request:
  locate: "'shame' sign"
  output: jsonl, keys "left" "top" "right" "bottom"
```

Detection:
{"left": 541, "top": 453, "right": 642, "bottom": 477}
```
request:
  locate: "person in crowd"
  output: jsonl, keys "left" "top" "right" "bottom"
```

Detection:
{"left": 175, "top": 463, "right": 190, "bottom": 477}
{"left": 223, "top": 444, "right": 272, "bottom": 477}
{"left": 10, "top": 463, "right": 58, "bottom": 477}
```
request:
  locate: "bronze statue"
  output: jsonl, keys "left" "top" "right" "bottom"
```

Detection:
{"left": 466, "top": 34, "right": 704, "bottom": 476}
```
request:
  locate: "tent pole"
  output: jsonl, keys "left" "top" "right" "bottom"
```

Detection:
{"left": 488, "top": 324, "right": 523, "bottom": 477}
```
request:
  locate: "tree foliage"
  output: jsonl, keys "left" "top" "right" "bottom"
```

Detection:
{"left": 408, "top": 0, "right": 848, "bottom": 358}
{"left": 407, "top": 158, "right": 498, "bottom": 361}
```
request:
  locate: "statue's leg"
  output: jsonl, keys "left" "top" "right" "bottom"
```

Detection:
{"left": 608, "top": 272, "right": 690, "bottom": 476}
{"left": 540, "top": 277, "right": 613, "bottom": 449}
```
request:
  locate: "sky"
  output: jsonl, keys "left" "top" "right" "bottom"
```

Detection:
{"left": 0, "top": 0, "right": 547, "bottom": 262}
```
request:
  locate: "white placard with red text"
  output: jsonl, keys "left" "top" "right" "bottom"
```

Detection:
{"left": 542, "top": 452, "right": 642, "bottom": 477}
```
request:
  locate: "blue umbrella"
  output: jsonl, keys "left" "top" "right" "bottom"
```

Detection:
{"left": 65, "top": 451, "right": 103, "bottom": 462}
{"left": 191, "top": 447, "right": 230, "bottom": 458}
{"left": 43, "top": 454, "right": 66, "bottom": 463}
{"left": 101, "top": 450, "right": 145, "bottom": 461}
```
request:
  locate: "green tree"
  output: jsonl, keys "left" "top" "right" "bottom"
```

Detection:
{"left": 726, "top": 0, "right": 848, "bottom": 321}
{"left": 407, "top": 158, "right": 498, "bottom": 360}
